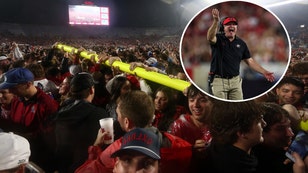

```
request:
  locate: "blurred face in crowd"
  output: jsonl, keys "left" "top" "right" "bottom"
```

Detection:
{"left": 276, "top": 84, "right": 303, "bottom": 106}
{"left": 263, "top": 117, "right": 294, "bottom": 149}
{"left": 58, "top": 77, "right": 70, "bottom": 95}
{"left": 0, "top": 59, "right": 10, "bottom": 66}
{"left": 113, "top": 151, "right": 159, "bottom": 173}
{"left": 188, "top": 93, "right": 212, "bottom": 123}
{"left": 154, "top": 91, "right": 168, "bottom": 113}
{"left": 297, "top": 74, "right": 308, "bottom": 93}
{"left": 0, "top": 89, "right": 15, "bottom": 106}
{"left": 9, "top": 82, "right": 29, "bottom": 97}
{"left": 104, "top": 73, "right": 113, "bottom": 84}
{"left": 242, "top": 116, "right": 267, "bottom": 146}
{"left": 176, "top": 72, "right": 187, "bottom": 81}
{"left": 121, "top": 80, "right": 131, "bottom": 95}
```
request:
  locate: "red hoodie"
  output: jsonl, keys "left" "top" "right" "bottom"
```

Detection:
{"left": 75, "top": 131, "right": 192, "bottom": 173}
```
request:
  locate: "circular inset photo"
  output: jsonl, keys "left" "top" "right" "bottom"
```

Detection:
{"left": 180, "top": 1, "right": 291, "bottom": 101}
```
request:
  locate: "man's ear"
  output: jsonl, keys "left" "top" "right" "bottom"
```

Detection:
{"left": 124, "top": 117, "right": 130, "bottom": 130}
{"left": 113, "top": 157, "right": 120, "bottom": 172}
{"left": 25, "top": 81, "right": 33, "bottom": 89}
{"left": 237, "top": 131, "right": 246, "bottom": 139}
{"left": 124, "top": 117, "right": 135, "bottom": 130}
{"left": 275, "top": 87, "right": 280, "bottom": 95}
{"left": 89, "top": 86, "right": 95, "bottom": 94}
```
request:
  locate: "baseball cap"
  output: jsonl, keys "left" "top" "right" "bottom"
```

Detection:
{"left": 147, "top": 51, "right": 153, "bottom": 57}
{"left": 111, "top": 128, "right": 161, "bottom": 160}
{"left": 126, "top": 74, "right": 140, "bottom": 91}
{"left": 0, "top": 55, "right": 8, "bottom": 61}
{"left": 145, "top": 57, "right": 158, "bottom": 67}
{"left": 0, "top": 68, "right": 34, "bottom": 89}
{"left": 0, "top": 132, "right": 31, "bottom": 171}
{"left": 70, "top": 72, "right": 95, "bottom": 92}
{"left": 223, "top": 17, "right": 238, "bottom": 25}
{"left": 105, "top": 74, "right": 123, "bottom": 94}
{"left": 69, "top": 65, "right": 82, "bottom": 76}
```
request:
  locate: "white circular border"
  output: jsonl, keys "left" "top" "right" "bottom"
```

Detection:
{"left": 179, "top": 0, "right": 292, "bottom": 102}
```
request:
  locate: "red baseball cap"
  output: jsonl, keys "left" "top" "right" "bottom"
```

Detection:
{"left": 223, "top": 17, "right": 238, "bottom": 25}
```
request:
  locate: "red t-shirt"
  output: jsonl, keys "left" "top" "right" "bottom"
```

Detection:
{"left": 169, "top": 114, "right": 212, "bottom": 145}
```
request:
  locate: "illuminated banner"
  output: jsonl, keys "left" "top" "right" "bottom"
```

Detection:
{"left": 68, "top": 5, "right": 109, "bottom": 25}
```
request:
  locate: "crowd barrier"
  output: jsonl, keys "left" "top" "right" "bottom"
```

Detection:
{"left": 55, "top": 43, "right": 191, "bottom": 92}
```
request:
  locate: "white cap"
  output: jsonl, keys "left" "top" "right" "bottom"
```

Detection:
{"left": 0, "top": 132, "right": 31, "bottom": 171}
{"left": 0, "top": 56, "right": 8, "bottom": 61}
{"left": 69, "top": 65, "right": 82, "bottom": 76}
{"left": 105, "top": 74, "right": 124, "bottom": 94}
{"left": 145, "top": 57, "right": 157, "bottom": 66}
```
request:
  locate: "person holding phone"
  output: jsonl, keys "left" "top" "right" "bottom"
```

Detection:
{"left": 253, "top": 102, "right": 308, "bottom": 173}
{"left": 286, "top": 131, "right": 308, "bottom": 163}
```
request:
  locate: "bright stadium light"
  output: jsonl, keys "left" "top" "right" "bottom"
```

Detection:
{"left": 265, "top": 0, "right": 308, "bottom": 8}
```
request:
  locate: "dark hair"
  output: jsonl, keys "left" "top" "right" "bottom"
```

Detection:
{"left": 210, "top": 100, "right": 263, "bottom": 145}
{"left": 292, "top": 62, "right": 308, "bottom": 76}
{"left": 70, "top": 88, "right": 90, "bottom": 100}
{"left": 187, "top": 84, "right": 211, "bottom": 100}
{"left": 62, "top": 75, "right": 74, "bottom": 92}
{"left": 11, "top": 59, "right": 25, "bottom": 68}
{"left": 70, "top": 73, "right": 94, "bottom": 99}
{"left": 26, "top": 63, "right": 45, "bottom": 78}
{"left": 276, "top": 76, "right": 304, "bottom": 90}
{"left": 260, "top": 102, "right": 290, "bottom": 133}
{"left": 110, "top": 76, "right": 129, "bottom": 102}
{"left": 23, "top": 52, "right": 37, "bottom": 62}
{"left": 154, "top": 86, "right": 176, "bottom": 111}
{"left": 186, "top": 84, "right": 212, "bottom": 119}
{"left": 92, "top": 71, "right": 109, "bottom": 98}
{"left": 218, "top": 16, "right": 228, "bottom": 33}
{"left": 118, "top": 90, "right": 155, "bottom": 128}
{"left": 153, "top": 86, "right": 177, "bottom": 131}
{"left": 46, "top": 65, "right": 61, "bottom": 77}
{"left": 100, "top": 66, "right": 113, "bottom": 75}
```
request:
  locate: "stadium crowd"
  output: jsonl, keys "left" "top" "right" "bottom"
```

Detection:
{"left": 0, "top": 20, "right": 307, "bottom": 173}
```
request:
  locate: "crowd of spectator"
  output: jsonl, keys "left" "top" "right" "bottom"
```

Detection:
{"left": 0, "top": 15, "right": 307, "bottom": 173}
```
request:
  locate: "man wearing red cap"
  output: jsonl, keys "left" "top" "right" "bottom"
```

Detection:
{"left": 207, "top": 8, "right": 275, "bottom": 100}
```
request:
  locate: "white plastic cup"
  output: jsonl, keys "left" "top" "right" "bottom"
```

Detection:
{"left": 99, "top": 118, "right": 114, "bottom": 144}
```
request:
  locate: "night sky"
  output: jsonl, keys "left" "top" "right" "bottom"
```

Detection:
{"left": 0, "top": 0, "right": 181, "bottom": 27}
{"left": 0, "top": 0, "right": 306, "bottom": 29}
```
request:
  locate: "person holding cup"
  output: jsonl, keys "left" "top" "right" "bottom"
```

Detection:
{"left": 98, "top": 117, "right": 114, "bottom": 145}
{"left": 75, "top": 90, "right": 192, "bottom": 173}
